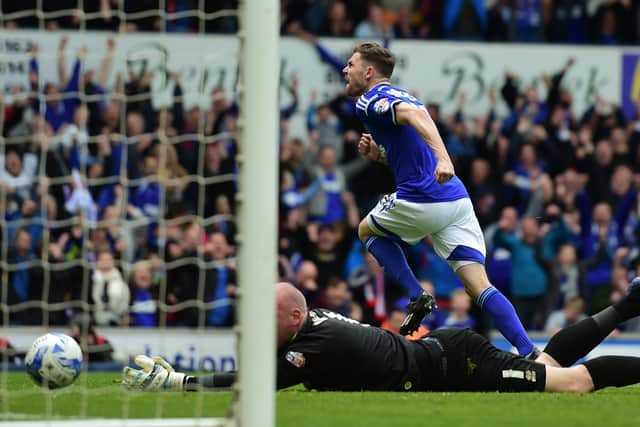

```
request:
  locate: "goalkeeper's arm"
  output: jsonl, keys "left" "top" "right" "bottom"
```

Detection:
{"left": 122, "top": 355, "right": 236, "bottom": 391}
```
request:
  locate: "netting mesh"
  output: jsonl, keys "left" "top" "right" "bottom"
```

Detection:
{"left": 1, "top": 2, "right": 241, "bottom": 423}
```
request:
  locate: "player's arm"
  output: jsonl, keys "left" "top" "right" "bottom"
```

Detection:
{"left": 122, "top": 355, "right": 236, "bottom": 391}
{"left": 394, "top": 102, "right": 455, "bottom": 184}
{"left": 276, "top": 352, "right": 306, "bottom": 390}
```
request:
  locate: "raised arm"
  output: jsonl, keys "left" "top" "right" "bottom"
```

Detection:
{"left": 29, "top": 45, "right": 40, "bottom": 114}
{"left": 98, "top": 37, "right": 116, "bottom": 88}
{"left": 394, "top": 102, "right": 455, "bottom": 183}
{"left": 314, "top": 43, "right": 346, "bottom": 76}
{"left": 57, "top": 36, "right": 69, "bottom": 86}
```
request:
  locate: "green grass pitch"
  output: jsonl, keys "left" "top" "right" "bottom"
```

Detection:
{"left": 1, "top": 372, "right": 639, "bottom": 426}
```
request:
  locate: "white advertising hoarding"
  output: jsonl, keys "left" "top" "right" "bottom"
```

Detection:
{"left": 5, "top": 327, "right": 236, "bottom": 372}
{"left": 0, "top": 31, "right": 624, "bottom": 138}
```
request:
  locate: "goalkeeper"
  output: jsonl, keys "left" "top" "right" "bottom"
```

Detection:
{"left": 123, "top": 281, "right": 640, "bottom": 393}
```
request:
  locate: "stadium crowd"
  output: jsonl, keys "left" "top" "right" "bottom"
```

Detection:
{"left": 3, "top": 1, "right": 640, "bottom": 45}
{"left": 1, "top": 4, "right": 640, "bottom": 339}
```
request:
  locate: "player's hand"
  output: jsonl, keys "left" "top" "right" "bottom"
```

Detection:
{"left": 434, "top": 159, "right": 455, "bottom": 184}
{"left": 122, "top": 355, "right": 186, "bottom": 391}
{"left": 358, "top": 133, "right": 382, "bottom": 161}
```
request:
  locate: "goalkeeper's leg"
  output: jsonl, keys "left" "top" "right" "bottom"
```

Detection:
{"left": 539, "top": 277, "right": 640, "bottom": 367}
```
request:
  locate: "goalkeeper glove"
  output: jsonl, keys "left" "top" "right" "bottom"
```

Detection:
{"left": 122, "top": 355, "right": 187, "bottom": 391}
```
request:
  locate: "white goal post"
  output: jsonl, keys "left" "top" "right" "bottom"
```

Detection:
{"left": 232, "top": 1, "right": 279, "bottom": 427}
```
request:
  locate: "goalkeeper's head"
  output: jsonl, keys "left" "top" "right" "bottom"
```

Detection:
{"left": 276, "top": 282, "right": 308, "bottom": 348}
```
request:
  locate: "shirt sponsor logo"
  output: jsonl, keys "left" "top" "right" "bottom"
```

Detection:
{"left": 373, "top": 98, "right": 390, "bottom": 114}
{"left": 285, "top": 351, "right": 306, "bottom": 368}
{"left": 502, "top": 369, "right": 536, "bottom": 382}
{"left": 502, "top": 369, "right": 524, "bottom": 379}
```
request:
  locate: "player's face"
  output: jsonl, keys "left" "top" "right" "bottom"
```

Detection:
{"left": 342, "top": 53, "right": 368, "bottom": 97}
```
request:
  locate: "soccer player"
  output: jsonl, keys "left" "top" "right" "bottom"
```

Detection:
{"left": 123, "top": 280, "right": 640, "bottom": 393}
{"left": 341, "top": 42, "right": 534, "bottom": 355}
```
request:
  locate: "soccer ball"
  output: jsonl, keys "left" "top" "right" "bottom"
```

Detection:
{"left": 25, "top": 333, "right": 83, "bottom": 389}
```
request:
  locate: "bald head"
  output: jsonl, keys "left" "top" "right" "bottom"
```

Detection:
{"left": 277, "top": 282, "right": 307, "bottom": 310}
{"left": 276, "top": 282, "right": 308, "bottom": 348}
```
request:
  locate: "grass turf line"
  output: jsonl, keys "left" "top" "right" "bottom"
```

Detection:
{"left": 1, "top": 372, "right": 639, "bottom": 426}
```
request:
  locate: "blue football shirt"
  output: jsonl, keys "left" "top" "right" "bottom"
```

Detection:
{"left": 355, "top": 82, "right": 468, "bottom": 203}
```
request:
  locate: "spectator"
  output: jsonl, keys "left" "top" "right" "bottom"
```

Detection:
{"left": 468, "top": 158, "right": 498, "bottom": 228}
{"left": 589, "top": 0, "right": 634, "bottom": 45}
{"left": 294, "top": 260, "right": 320, "bottom": 301}
{"left": 308, "top": 146, "right": 349, "bottom": 224}
{"left": 576, "top": 185, "right": 636, "bottom": 312}
{"left": 5, "top": 229, "right": 43, "bottom": 325}
{"left": 546, "top": 0, "right": 588, "bottom": 43}
{"left": 211, "top": 194, "right": 237, "bottom": 245}
{"left": 503, "top": 143, "right": 553, "bottom": 217}
{"left": 306, "top": 97, "right": 343, "bottom": 161}
{"left": 442, "top": 288, "right": 476, "bottom": 329}
{"left": 320, "top": 0, "right": 353, "bottom": 36}
{"left": 302, "top": 221, "right": 358, "bottom": 289}
{"left": 486, "top": 208, "right": 517, "bottom": 298}
{"left": 30, "top": 42, "right": 85, "bottom": 132}
{"left": 494, "top": 217, "right": 549, "bottom": 329}
{"left": 91, "top": 250, "right": 129, "bottom": 326}
{"left": 165, "top": 221, "right": 203, "bottom": 326}
{"left": 550, "top": 243, "right": 582, "bottom": 307}
{"left": 354, "top": 2, "right": 393, "bottom": 39}
{"left": 313, "top": 276, "right": 351, "bottom": 316}
{"left": 203, "top": 142, "right": 236, "bottom": 218}
{"left": 394, "top": 5, "right": 429, "bottom": 39}
{"left": 129, "top": 261, "right": 158, "bottom": 327}
{"left": 486, "top": 0, "right": 513, "bottom": 42}
{"left": 127, "top": 155, "right": 161, "bottom": 248}
{"left": 204, "top": 232, "right": 237, "bottom": 327}
{"left": 514, "top": 0, "right": 544, "bottom": 42}
{"left": 544, "top": 296, "right": 587, "bottom": 334}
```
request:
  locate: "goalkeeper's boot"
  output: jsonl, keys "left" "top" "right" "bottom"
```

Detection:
{"left": 626, "top": 277, "right": 640, "bottom": 303}
{"left": 399, "top": 291, "right": 437, "bottom": 336}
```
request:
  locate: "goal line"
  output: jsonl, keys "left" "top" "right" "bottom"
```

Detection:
{"left": 0, "top": 419, "right": 225, "bottom": 427}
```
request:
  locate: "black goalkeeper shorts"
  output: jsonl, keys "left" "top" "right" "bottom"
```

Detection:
{"left": 414, "top": 327, "right": 546, "bottom": 392}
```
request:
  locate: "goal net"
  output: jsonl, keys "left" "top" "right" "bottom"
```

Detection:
{"left": 0, "top": 1, "right": 278, "bottom": 426}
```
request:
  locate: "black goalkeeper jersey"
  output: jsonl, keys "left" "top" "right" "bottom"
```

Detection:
{"left": 276, "top": 308, "right": 432, "bottom": 391}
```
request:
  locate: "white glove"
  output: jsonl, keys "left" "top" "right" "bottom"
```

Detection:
{"left": 122, "top": 355, "right": 186, "bottom": 391}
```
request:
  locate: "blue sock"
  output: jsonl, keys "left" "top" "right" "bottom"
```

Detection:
{"left": 365, "top": 236, "right": 423, "bottom": 296}
{"left": 477, "top": 285, "right": 534, "bottom": 356}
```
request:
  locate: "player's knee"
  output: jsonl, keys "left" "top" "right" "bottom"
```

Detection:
{"left": 455, "top": 263, "right": 490, "bottom": 299}
{"left": 572, "top": 365, "right": 594, "bottom": 393}
{"left": 461, "top": 277, "right": 487, "bottom": 299}
{"left": 462, "top": 282, "right": 479, "bottom": 299}
{"left": 563, "top": 366, "right": 594, "bottom": 393}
